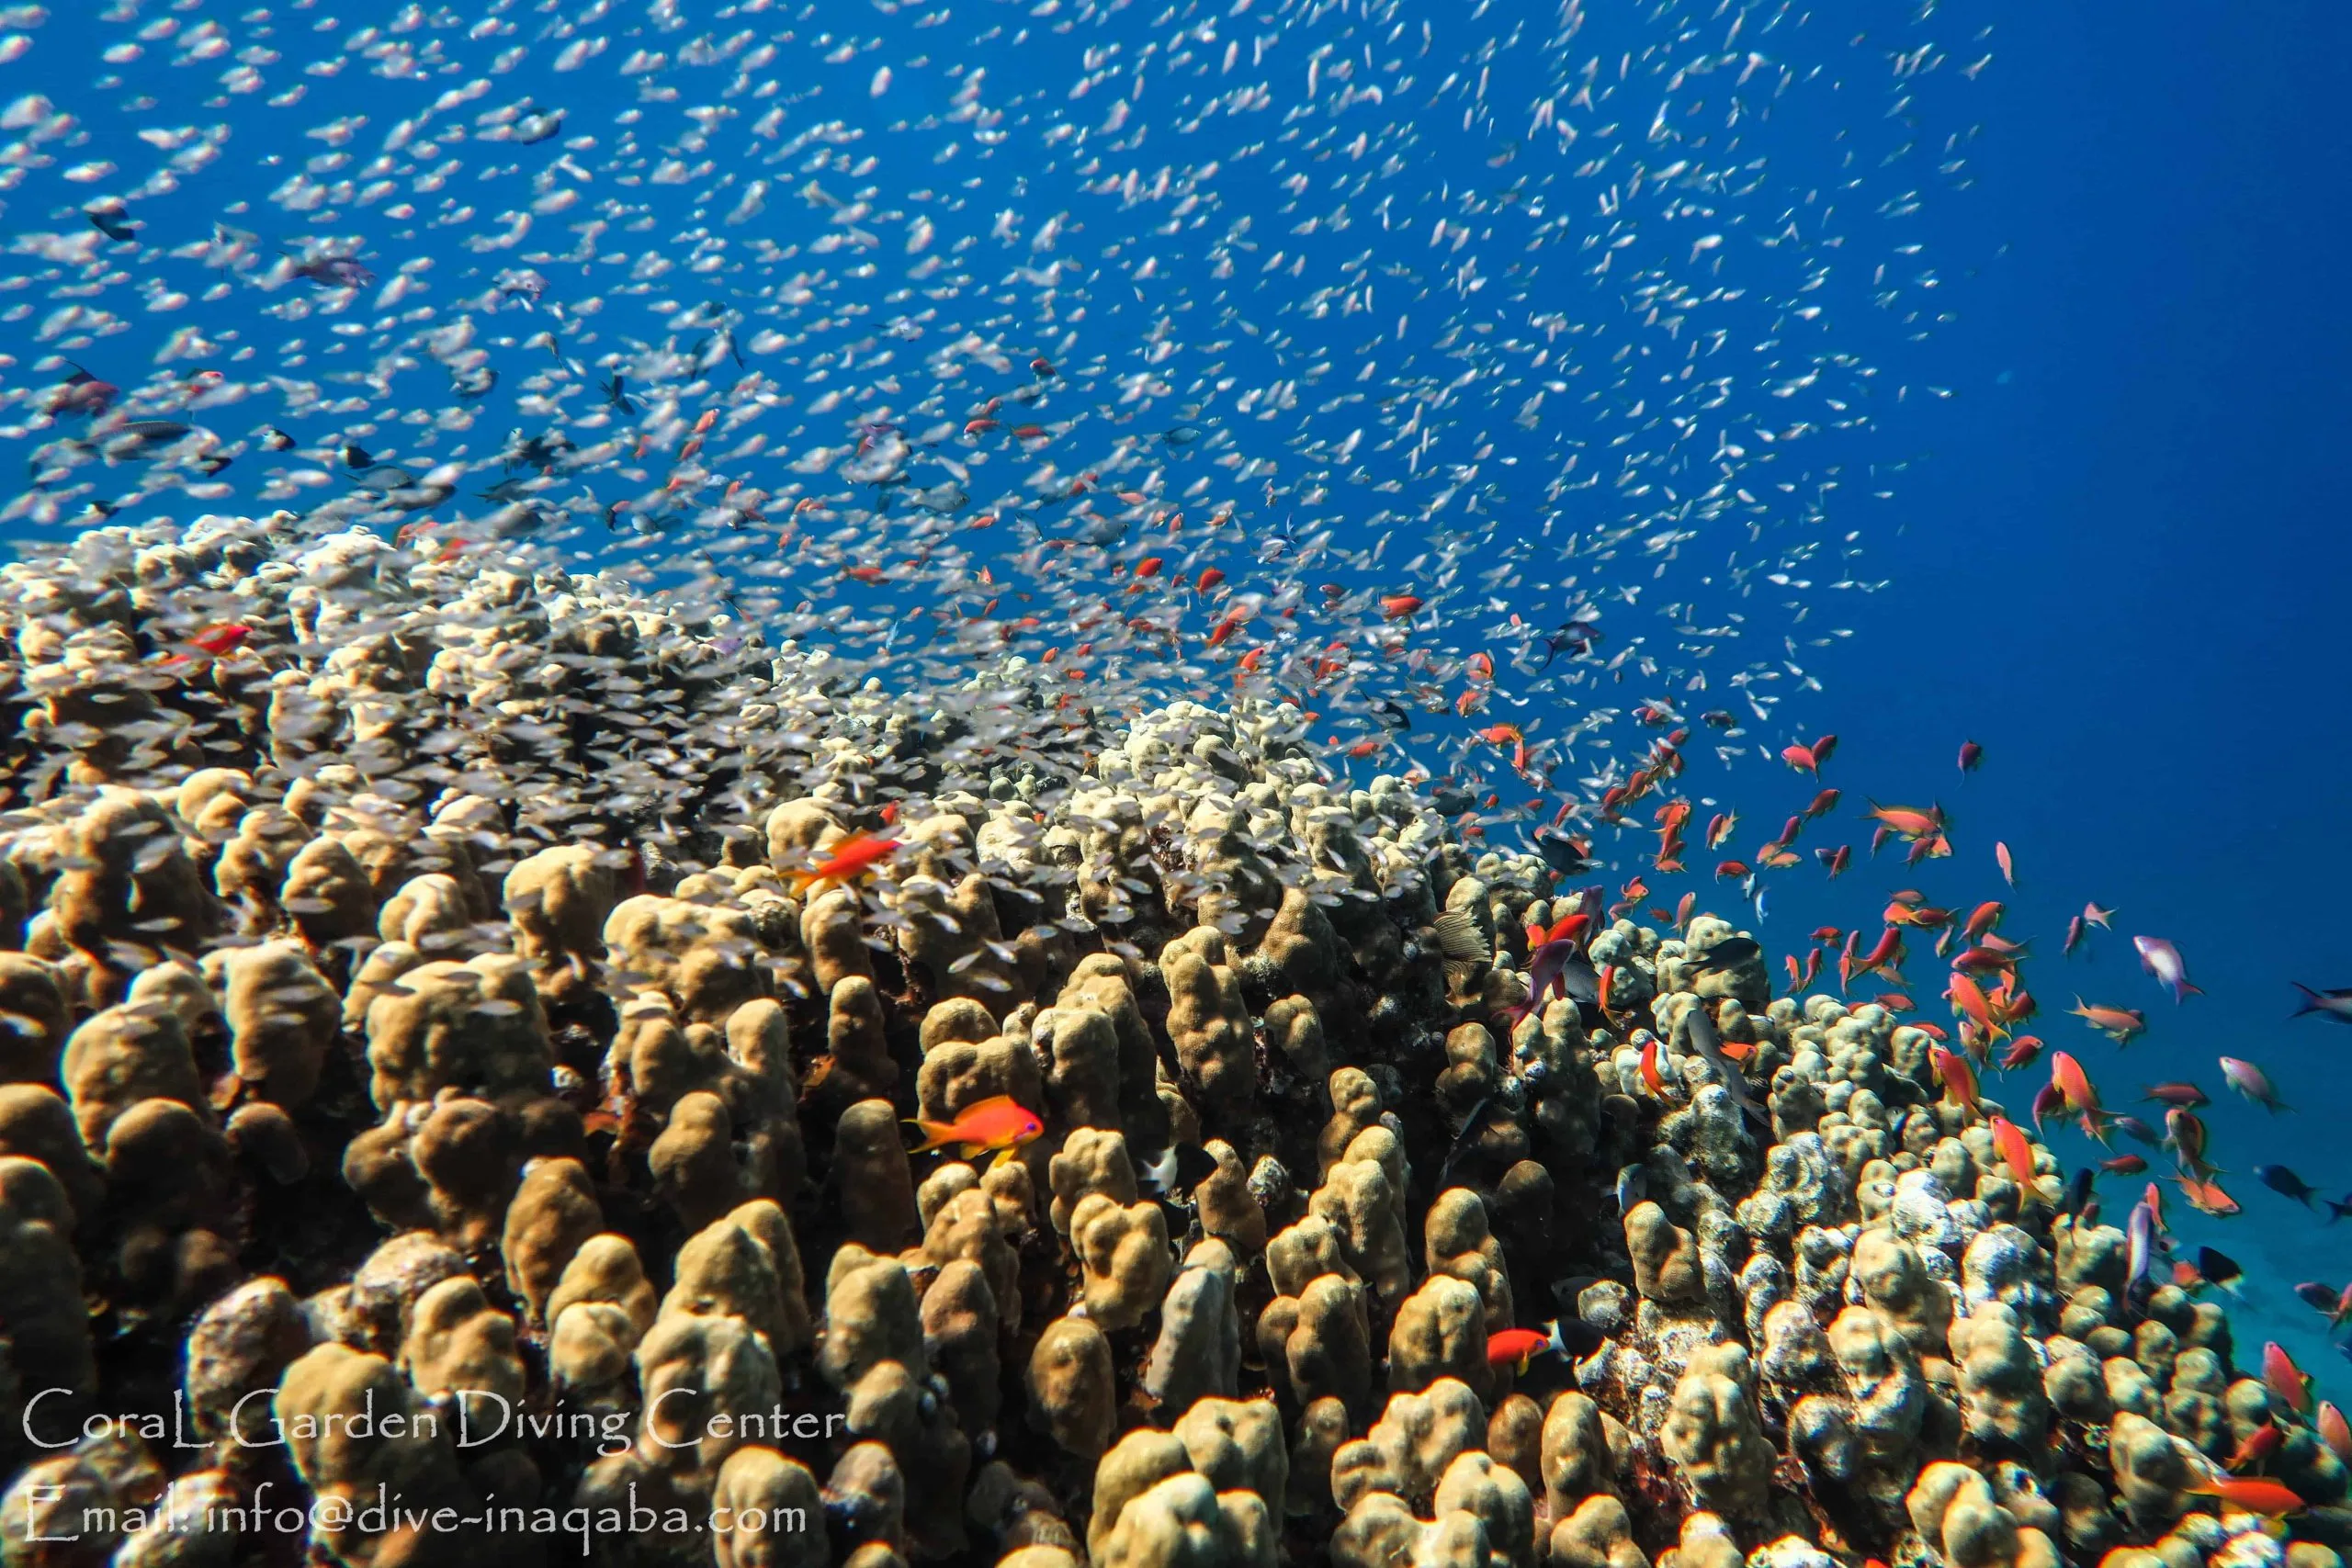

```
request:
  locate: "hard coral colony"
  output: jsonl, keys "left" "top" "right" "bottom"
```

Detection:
{"left": 0, "top": 521, "right": 2337, "bottom": 1568}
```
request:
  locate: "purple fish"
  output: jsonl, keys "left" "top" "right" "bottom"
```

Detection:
{"left": 2064, "top": 915, "right": 2086, "bottom": 957}
{"left": 2291, "top": 983, "right": 2352, "bottom": 1024}
{"left": 2132, "top": 936, "right": 2201, "bottom": 1002}
{"left": 2125, "top": 1199, "right": 2155, "bottom": 1295}
{"left": 2218, "top": 1055, "right": 2290, "bottom": 1114}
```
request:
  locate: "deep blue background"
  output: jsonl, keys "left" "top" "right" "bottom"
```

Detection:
{"left": 1769, "top": 6, "right": 2352, "bottom": 1380}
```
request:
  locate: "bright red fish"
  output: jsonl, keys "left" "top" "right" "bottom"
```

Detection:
{"left": 793, "top": 831, "right": 902, "bottom": 895}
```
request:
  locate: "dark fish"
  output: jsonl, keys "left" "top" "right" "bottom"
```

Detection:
{"left": 2331, "top": 1195, "right": 2352, "bottom": 1225}
{"left": 2292, "top": 983, "right": 2352, "bottom": 1024}
{"left": 1136, "top": 1141, "right": 1218, "bottom": 1199}
{"left": 1431, "top": 784, "right": 1478, "bottom": 817}
{"left": 1436, "top": 1096, "right": 1495, "bottom": 1185}
{"left": 346, "top": 455, "right": 420, "bottom": 491}
{"left": 2109, "top": 1114, "right": 2159, "bottom": 1146}
{"left": 2256, "top": 1165, "right": 2320, "bottom": 1208}
{"left": 2197, "top": 1247, "right": 2242, "bottom": 1290}
{"left": 1692, "top": 936, "right": 1761, "bottom": 970}
{"left": 344, "top": 443, "right": 379, "bottom": 469}
{"left": 1532, "top": 616, "right": 1602, "bottom": 671}
{"left": 1685, "top": 1004, "right": 1767, "bottom": 1127}
{"left": 1371, "top": 700, "right": 1412, "bottom": 732}
{"left": 2296, "top": 1281, "right": 2341, "bottom": 1313}
{"left": 2140, "top": 1081, "right": 2209, "bottom": 1108}
{"left": 98, "top": 421, "right": 193, "bottom": 457}
{"left": 505, "top": 431, "right": 574, "bottom": 472}
{"left": 50, "top": 362, "right": 118, "bottom": 416}
{"left": 1550, "top": 1316, "right": 1610, "bottom": 1359}
{"left": 86, "top": 203, "right": 137, "bottom": 243}
{"left": 1553, "top": 953, "right": 1600, "bottom": 1008}
{"left": 1532, "top": 828, "right": 1595, "bottom": 876}
{"left": 2059, "top": 1167, "right": 2095, "bottom": 1218}
{"left": 290, "top": 254, "right": 373, "bottom": 288}
{"left": 450, "top": 366, "right": 498, "bottom": 400}
{"left": 1700, "top": 710, "right": 1738, "bottom": 729}
{"left": 1613, "top": 1163, "right": 1647, "bottom": 1214}
{"left": 261, "top": 427, "right": 296, "bottom": 451}
{"left": 1161, "top": 424, "right": 1202, "bottom": 446}
{"left": 598, "top": 373, "right": 638, "bottom": 415}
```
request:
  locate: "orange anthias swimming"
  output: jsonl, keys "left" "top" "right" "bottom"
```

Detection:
{"left": 1988, "top": 1116, "right": 2041, "bottom": 1205}
{"left": 2183, "top": 1475, "right": 2306, "bottom": 1517}
{"left": 792, "top": 831, "right": 902, "bottom": 895}
{"left": 902, "top": 1096, "right": 1045, "bottom": 1165}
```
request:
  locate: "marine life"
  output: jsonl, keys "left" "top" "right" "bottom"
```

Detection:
{"left": 0, "top": 11, "right": 2340, "bottom": 1568}
{"left": 2132, "top": 935, "right": 2202, "bottom": 1002}
{"left": 791, "top": 832, "right": 903, "bottom": 896}
{"left": 2069, "top": 998, "right": 2149, "bottom": 1044}
{"left": 2181, "top": 1476, "right": 2306, "bottom": 1517}
{"left": 2257, "top": 1165, "right": 2322, "bottom": 1208}
{"left": 2220, "top": 1055, "right": 2292, "bottom": 1113}
{"left": 901, "top": 1096, "right": 1046, "bottom": 1160}
{"left": 2291, "top": 983, "right": 2352, "bottom": 1023}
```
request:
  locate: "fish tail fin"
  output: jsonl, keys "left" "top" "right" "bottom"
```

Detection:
{"left": 2291, "top": 983, "right": 2323, "bottom": 1017}
{"left": 2328, "top": 1199, "right": 2352, "bottom": 1225}
{"left": 2177, "top": 981, "right": 2205, "bottom": 999}
{"left": 899, "top": 1117, "right": 951, "bottom": 1154}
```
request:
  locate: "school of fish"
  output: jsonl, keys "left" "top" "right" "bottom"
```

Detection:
{"left": 6, "top": 6, "right": 2351, "bottom": 1568}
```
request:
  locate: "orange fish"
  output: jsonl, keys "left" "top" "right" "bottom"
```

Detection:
{"left": 1930, "top": 1047, "right": 1980, "bottom": 1112}
{"left": 1804, "top": 787, "right": 1841, "bottom": 819}
{"left": 1637, "top": 1034, "right": 1671, "bottom": 1100}
{"left": 2174, "top": 1177, "right": 2240, "bottom": 1218}
{"left": 1866, "top": 801, "right": 1945, "bottom": 840}
{"left": 2227, "top": 1422, "right": 2284, "bottom": 1474}
{"left": 1780, "top": 743, "right": 1818, "bottom": 775}
{"left": 2069, "top": 998, "right": 2147, "bottom": 1045}
{"left": 2000, "top": 1034, "right": 2045, "bottom": 1070}
{"left": 2182, "top": 1476, "right": 2304, "bottom": 1518}
{"left": 1947, "top": 973, "right": 2007, "bottom": 1042}
{"left": 1381, "top": 594, "right": 1424, "bottom": 620}
{"left": 1988, "top": 1116, "right": 2040, "bottom": 1204}
{"left": 902, "top": 1095, "right": 1045, "bottom": 1163}
{"left": 2050, "top": 1052, "right": 2098, "bottom": 1116}
{"left": 1196, "top": 568, "right": 1226, "bottom": 592}
{"left": 792, "top": 831, "right": 902, "bottom": 895}
{"left": 1597, "top": 961, "right": 1623, "bottom": 1014}
{"left": 1466, "top": 651, "right": 1494, "bottom": 682}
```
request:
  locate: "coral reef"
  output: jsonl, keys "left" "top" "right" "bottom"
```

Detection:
{"left": 0, "top": 516, "right": 2343, "bottom": 1568}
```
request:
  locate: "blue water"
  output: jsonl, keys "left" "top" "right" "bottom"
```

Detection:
{"left": 6, "top": 0, "right": 2349, "bottom": 1393}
